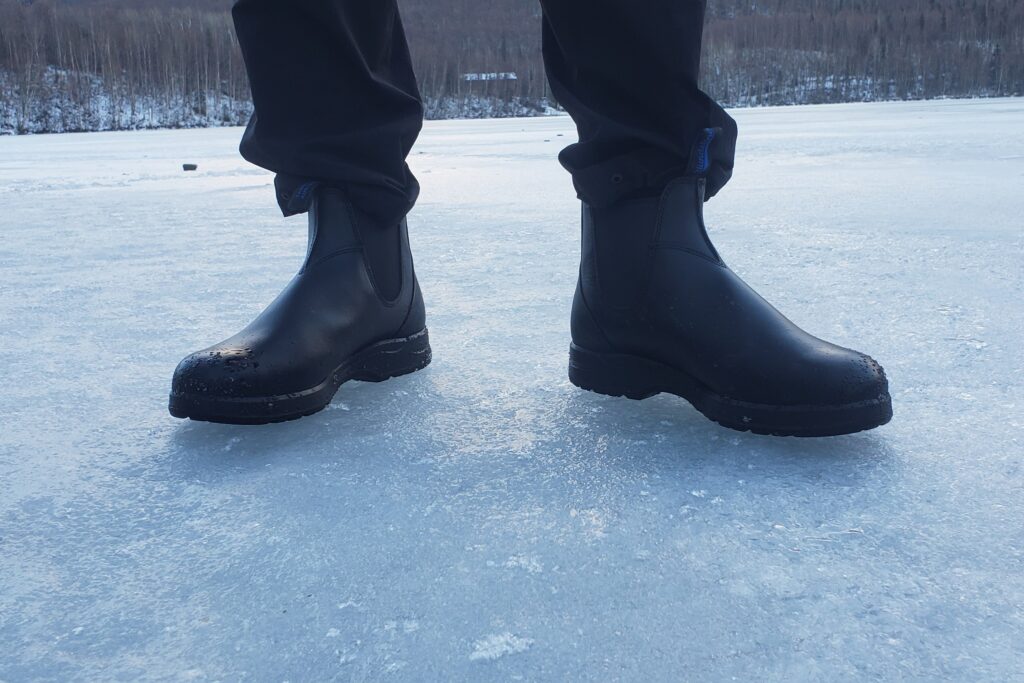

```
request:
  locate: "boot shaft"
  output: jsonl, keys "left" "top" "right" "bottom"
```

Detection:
{"left": 304, "top": 188, "right": 413, "bottom": 307}
{"left": 575, "top": 176, "right": 719, "bottom": 323}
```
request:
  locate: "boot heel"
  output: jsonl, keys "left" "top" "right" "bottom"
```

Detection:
{"left": 350, "top": 328, "right": 432, "bottom": 382}
{"left": 568, "top": 343, "right": 664, "bottom": 400}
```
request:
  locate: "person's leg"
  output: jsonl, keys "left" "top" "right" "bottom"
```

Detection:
{"left": 545, "top": 0, "right": 892, "bottom": 436}
{"left": 232, "top": 0, "right": 423, "bottom": 226}
{"left": 540, "top": 0, "right": 736, "bottom": 207}
{"left": 169, "top": 0, "right": 430, "bottom": 425}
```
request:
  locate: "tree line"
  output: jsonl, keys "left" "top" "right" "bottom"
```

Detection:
{"left": 1, "top": 0, "right": 1021, "bottom": 134}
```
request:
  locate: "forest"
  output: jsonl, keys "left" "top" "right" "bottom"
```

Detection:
{"left": 1, "top": 0, "right": 1022, "bottom": 134}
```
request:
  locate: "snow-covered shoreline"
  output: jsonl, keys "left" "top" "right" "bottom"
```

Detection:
{"left": 3, "top": 65, "right": 1018, "bottom": 136}
{"left": 0, "top": 69, "right": 560, "bottom": 135}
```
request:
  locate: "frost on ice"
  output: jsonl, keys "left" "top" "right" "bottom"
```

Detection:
{"left": 469, "top": 633, "right": 535, "bottom": 661}
{"left": 1, "top": 98, "right": 1023, "bottom": 680}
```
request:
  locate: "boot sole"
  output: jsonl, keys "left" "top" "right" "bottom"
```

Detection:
{"left": 568, "top": 343, "right": 892, "bottom": 437}
{"left": 168, "top": 328, "right": 432, "bottom": 425}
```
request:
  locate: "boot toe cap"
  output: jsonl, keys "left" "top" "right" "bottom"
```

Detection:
{"left": 171, "top": 346, "right": 262, "bottom": 397}
{"left": 792, "top": 348, "right": 890, "bottom": 407}
{"left": 763, "top": 348, "right": 890, "bottom": 408}
{"left": 849, "top": 352, "right": 890, "bottom": 402}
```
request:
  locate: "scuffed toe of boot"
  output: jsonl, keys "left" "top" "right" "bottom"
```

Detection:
{"left": 846, "top": 352, "right": 890, "bottom": 404}
{"left": 755, "top": 348, "right": 893, "bottom": 436}
{"left": 170, "top": 344, "right": 263, "bottom": 400}
{"left": 767, "top": 346, "right": 891, "bottom": 408}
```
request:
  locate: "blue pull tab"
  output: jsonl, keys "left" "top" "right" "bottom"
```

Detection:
{"left": 286, "top": 180, "right": 321, "bottom": 214}
{"left": 688, "top": 127, "right": 717, "bottom": 175}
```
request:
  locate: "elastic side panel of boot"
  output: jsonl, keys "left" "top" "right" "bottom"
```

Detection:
{"left": 588, "top": 199, "right": 660, "bottom": 311}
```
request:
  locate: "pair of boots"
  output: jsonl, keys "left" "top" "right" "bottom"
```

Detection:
{"left": 169, "top": 176, "right": 892, "bottom": 437}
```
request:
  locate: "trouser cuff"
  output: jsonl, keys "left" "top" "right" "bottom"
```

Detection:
{"left": 273, "top": 173, "right": 418, "bottom": 231}
{"left": 275, "top": 174, "right": 322, "bottom": 217}
{"left": 561, "top": 126, "right": 737, "bottom": 208}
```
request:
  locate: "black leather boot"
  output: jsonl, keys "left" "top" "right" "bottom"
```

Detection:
{"left": 568, "top": 177, "right": 892, "bottom": 437}
{"left": 169, "top": 188, "right": 430, "bottom": 424}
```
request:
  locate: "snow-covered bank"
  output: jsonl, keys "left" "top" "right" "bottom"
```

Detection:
{"left": 1, "top": 98, "right": 1022, "bottom": 680}
{"left": 0, "top": 68, "right": 557, "bottom": 135}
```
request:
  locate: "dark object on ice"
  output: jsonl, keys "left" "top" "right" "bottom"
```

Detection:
{"left": 182, "top": 164, "right": 198, "bottom": 172}
{"left": 168, "top": 186, "right": 430, "bottom": 424}
{"left": 568, "top": 173, "right": 892, "bottom": 437}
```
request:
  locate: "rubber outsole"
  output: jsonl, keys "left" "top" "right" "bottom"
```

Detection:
{"left": 168, "top": 328, "right": 432, "bottom": 425}
{"left": 568, "top": 343, "right": 892, "bottom": 437}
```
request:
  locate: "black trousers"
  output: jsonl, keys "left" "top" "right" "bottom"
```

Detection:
{"left": 231, "top": 0, "right": 737, "bottom": 227}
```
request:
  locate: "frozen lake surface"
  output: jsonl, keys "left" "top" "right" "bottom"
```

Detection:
{"left": 1, "top": 99, "right": 1022, "bottom": 681}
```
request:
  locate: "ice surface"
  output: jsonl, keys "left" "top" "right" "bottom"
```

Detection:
{"left": 1, "top": 99, "right": 1023, "bottom": 681}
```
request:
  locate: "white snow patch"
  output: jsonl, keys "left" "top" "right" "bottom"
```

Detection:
{"left": 569, "top": 508, "right": 608, "bottom": 539}
{"left": 383, "top": 619, "right": 420, "bottom": 634}
{"left": 504, "top": 555, "right": 544, "bottom": 574}
{"left": 469, "top": 633, "right": 534, "bottom": 661}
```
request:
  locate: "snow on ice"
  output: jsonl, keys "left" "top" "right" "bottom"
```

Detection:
{"left": 469, "top": 633, "right": 535, "bottom": 661}
{"left": 1, "top": 98, "right": 1023, "bottom": 680}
